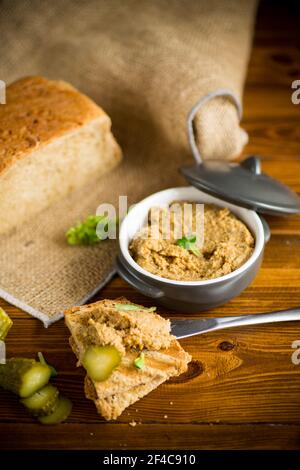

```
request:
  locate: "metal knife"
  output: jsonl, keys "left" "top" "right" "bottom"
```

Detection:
{"left": 171, "top": 307, "right": 300, "bottom": 339}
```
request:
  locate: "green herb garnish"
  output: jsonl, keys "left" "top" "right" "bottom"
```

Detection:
{"left": 115, "top": 303, "right": 156, "bottom": 312}
{"left": 134, "top": 352, "right": 145, "bottom": 370}
{"left": 176, "top": 234, "right": 201, "bottom": 257}
{"left": 66, "top": 214, "right": 117, "bottom": 246}
{"left": 38, "top": 352, "right": 58, "bottom": 378}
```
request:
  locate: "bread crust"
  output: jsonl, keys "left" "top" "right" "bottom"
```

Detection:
{"left": 0, "top": 76, "right": 108, "bottom": 174}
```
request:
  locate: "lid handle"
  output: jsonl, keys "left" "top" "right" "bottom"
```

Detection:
{"left": 241, "top": 156, "right": 262, "bottom": 175}
{"left": 187, "top": 89, "right": 243, "bottom": 164}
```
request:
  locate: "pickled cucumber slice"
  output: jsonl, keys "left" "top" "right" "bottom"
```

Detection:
{"left": 0, "top": 358, "right": 51, "bottom": 398}
{"left": 82, "top": 345, "right": 121, "bottom": 382}
{"left": 0, "top": 307, "right": 13, "bottom": 341}
{"left": 38, "top": 396, "right": 72, "bottom": 425}
{"left": 20, "top": 384, "right": 59, "bottom": 417}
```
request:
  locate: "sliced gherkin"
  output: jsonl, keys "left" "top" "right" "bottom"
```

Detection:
{"left": 0, "top": 358, "right": 51, "bottom": 398}
{"left": 20, "top": 384, "right": 59, "bottom": 417}
{"left": 0, "top": 307, "right": 13, "bottom": 341}
{"left": 82, "top": 345, "right": 121, "bottom": 382}
{"left": 38, "top": 396, "right": 72, "bottom": 425}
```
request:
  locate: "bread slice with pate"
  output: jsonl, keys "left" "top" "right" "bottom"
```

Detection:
{"left": 65, "top": 298, "right": 191, "bottom": 420}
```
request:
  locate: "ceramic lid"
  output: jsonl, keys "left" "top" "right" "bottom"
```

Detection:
{"left": 180, "top": 156, "right": 300, "bottom": 216}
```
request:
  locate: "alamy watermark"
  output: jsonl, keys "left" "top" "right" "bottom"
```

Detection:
{"left": 0, "top": 80, "right": 6, "bottom": 104}
{"left": 291, "top": 80, "right": 300, "bottom": 105}
{"left": 0, "top": 340, "right": 6, "bottom": 364}
{"left": 291, "top": 340, "right": 300, "bottom": 365}
{"left": 95, "top": 196, "right": 205, "bottom": 247}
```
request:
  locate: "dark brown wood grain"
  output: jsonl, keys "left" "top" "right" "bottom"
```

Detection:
{"left": 1, "top": 424, "right": 300, "bottom": 450}
{"left": 1, "top": 0, "right": 300, "bottom": 450}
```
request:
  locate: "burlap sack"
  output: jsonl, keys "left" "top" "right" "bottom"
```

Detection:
{"left": 0, "top": 0, "right": 258, "bottom": 325}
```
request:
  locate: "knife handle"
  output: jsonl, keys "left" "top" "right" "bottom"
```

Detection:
{"left": 217, "top": 307, "right": 300, "bottom": 329}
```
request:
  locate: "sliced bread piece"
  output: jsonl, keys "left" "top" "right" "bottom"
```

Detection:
{"left": 70, "top": 336, "right": 189, "bottom": 399}
{"left": 0, "top": 76, "right": 122, "bottom": 234}
{"left": 65, "top": 298, "right": 191, "bottom": 420}
{"left": 84, "top": 340, "right": 190, "bottom": 420}
{"left": 85, "top": 375, "right": 168, "bottom": 421}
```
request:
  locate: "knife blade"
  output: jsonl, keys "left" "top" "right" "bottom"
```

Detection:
{"left": 171, "top": 308, "right": 300, "bottom": 339}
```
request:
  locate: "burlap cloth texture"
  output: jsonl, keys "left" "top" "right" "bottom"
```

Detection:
{"left": 0, "top": 0, "right": 258, "bottom": 325}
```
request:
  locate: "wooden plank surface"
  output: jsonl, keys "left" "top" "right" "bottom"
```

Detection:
{"left": 1, "top": 424, "right": 300, "bottom": 450}
{"left": 1, "top": 0, "right": 300, "bottom": 450}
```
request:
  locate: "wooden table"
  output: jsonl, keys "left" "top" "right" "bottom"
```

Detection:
{"left": 1, "top": 0, "right": 300, "bottom": 450}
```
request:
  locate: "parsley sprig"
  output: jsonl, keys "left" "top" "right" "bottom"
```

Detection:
{"left": 37, "top": 352, "right": 58, "bottom": 378}
{"left": 134, "top": 352, "right": 145, "bottom": 370}
{"left": 176, "top": 234, "right": 201, "bottom": 257}
{"left": 115, "top": 303, "right": 156, "bottom": 312}
{"left": 66, "top": 214, "right": 116, "bottom": 246}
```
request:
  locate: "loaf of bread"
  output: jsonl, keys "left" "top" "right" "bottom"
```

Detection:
{"left": 0, "top": 76, "right": 122, "bottom": 234}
